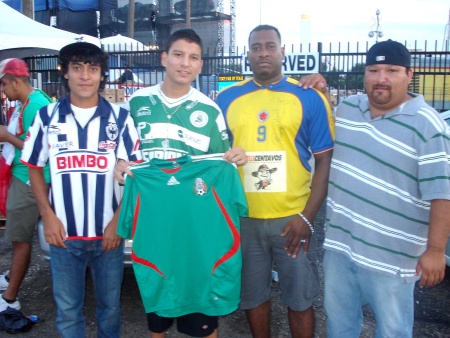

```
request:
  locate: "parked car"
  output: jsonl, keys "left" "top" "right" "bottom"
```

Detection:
{"left": 38, "top": 220, "right": 134, "bottom": 265}
{"left": 440, "top": 110, "right": 450, "bottom": 266}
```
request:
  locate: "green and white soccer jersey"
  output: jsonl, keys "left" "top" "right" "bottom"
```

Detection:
{"left": 127, "top": 85, "right": 230, "bottom": 161}
{"left": 117, "top": 155, "right": 248, "bottom": 317}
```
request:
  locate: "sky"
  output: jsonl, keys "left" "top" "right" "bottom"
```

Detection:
{"left": 231, "top": 0, "right": 450, "bottom": 51}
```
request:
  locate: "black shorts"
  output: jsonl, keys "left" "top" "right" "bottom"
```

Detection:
{"left": 146, "top": 312, "right": 218, "bottom": 337}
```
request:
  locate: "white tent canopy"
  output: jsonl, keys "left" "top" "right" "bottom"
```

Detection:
{"left": 101, "top": 35, "right": 149, "bottom": 52}
{"left": 0, "top": 2, "right": 81, "bottom": 59}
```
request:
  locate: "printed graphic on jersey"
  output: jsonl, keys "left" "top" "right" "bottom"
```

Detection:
{"left": 251, "top": 164, "right": 277, "bottom": 190}
{"left": 106, "top": 122, "right": 118, "bottom": 141}
{"left": 257, "top": 110, "right": 269, "bottom": 123}
{"left": 190, "top": 111, "right": 208, "bottom": 128}
{"left": 194, "top": 178, "right": 208, "bottom": 195}
{"left": 244, "top": 151, "right": 286, "bottom": 193}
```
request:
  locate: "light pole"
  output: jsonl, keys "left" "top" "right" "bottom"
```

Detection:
{"left": 368, "top": 9, "right": 383, "bottom": 42}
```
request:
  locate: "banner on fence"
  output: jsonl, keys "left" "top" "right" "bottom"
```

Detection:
{"left": 241, "top": 52, "right": 319, "bottom": 75}
{"left": 118, "top": 84, "right": 147, "bottom": 100}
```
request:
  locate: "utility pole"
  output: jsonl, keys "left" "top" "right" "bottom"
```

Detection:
{"left": 128, "top": 0, "right": 135, "bottom": 39}
{"left": 186, "top": 0, "right": 191, "bottom": 28}
{"left": 22, "top": 0, "right": 34, "bottom": 19}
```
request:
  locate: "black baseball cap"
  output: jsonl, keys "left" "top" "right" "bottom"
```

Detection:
{"left": 366, "top": 39, "right": 411, "bottom": 68}
{"left": 59, "top": 38, "right": 103, "bottom": 58}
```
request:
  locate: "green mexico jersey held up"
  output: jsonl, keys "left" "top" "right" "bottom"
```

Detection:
{"left": 126, "top": 84, "right": 231, "bottom": 161}
{"left": 117, "top": 155, "right": 248, "bottom": 317}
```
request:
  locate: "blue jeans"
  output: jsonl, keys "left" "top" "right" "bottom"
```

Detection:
{"left": 323, "top": 250, "right": 415, "bottom": 338}
{"left": 50, "top": 240, "right": 124, "bottom": 338}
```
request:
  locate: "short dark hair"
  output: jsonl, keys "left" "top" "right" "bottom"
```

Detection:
{"left": 248, "top": 25, "right": 282, "bottom": 45}
{"left": 58, "top": 44, "right": 109, "bottom": 92}
{"left": 165, "top": 29, "right": 203, "bottom": 55}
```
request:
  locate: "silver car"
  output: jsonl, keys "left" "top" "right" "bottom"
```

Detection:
{"left": 38, "top": 219, "right": 134, "bottom": 265}
{"left": 440, "top": 110, "right": 450, "bottom": 267}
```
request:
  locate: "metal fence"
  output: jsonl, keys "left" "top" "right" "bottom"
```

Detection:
{"left": 23, "top": 40, "right": 450, "bottom": 112}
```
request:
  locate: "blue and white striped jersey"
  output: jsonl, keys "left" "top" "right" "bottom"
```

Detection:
{"left": 21, "top": 96, "right": 142, "bottom": 240}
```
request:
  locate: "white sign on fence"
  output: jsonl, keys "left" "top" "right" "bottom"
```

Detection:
{"left": 241, "top": 52, "right": 319, "bottom": 75}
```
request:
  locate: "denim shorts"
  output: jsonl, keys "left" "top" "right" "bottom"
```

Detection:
{"left": 323, "top": 250, "right": 415, "bottom": 338}
{"left": 146, "top": 312, "right": 218, "bottom": 336}
{"left": 5, "top": 176, "right": 41, "bottom": 242}
{"left": 239, "top": 216, "right": 320, "bottom": 311}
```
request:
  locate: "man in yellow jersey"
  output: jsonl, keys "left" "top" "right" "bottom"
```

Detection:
{"left": 216, "top": 25, "right": 335, "bottom": 338}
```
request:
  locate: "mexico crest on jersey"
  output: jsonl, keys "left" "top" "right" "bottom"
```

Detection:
{"left": 193, "top": 178, "right": 208, "bottom": 196}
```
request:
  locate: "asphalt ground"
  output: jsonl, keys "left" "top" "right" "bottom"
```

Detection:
{"left": 0, "top": 204, "right": 449, "bottom": 337}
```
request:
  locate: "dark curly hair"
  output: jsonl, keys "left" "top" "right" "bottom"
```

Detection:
{"left": 58, "top": 45, "right": 109, "bottom": 92}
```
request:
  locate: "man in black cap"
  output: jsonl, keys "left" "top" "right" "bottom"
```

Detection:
{"left": 21, "top": 40, "right": 142, "bottom": 337}
{"left": 322, "top": 40, "right": 450, "bottom": 337}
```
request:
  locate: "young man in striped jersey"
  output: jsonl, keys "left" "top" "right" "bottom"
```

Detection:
{"left": 323, "top": 40, "right": 450, "bottom": 337}
{"left": 21, "top": 40, "right": 142, "bottom": 337}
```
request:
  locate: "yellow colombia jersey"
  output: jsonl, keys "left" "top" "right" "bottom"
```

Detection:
{"left": 216, "top": 76, "right": 335, "bottom": 218}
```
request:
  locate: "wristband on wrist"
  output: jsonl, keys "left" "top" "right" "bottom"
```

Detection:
{"left": 298, "top": 212, "right": 314, "bottom": 234}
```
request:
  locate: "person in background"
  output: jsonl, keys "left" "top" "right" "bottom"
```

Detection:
{"left": 116, "top": 68, "right": 134, "bottom": 84}
{"left": 20, "top": 40, "right": 142, "bottom": 337}
{"left": 0, "top": 58, "right": 51, "bottom": 313}
{"left": 323, "top": 39, "right": 450, "bottom": 337}
{"left": 215, "top": 25, "right": 335, "bottom": 338}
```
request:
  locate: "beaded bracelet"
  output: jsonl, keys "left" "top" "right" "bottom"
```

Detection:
{"left": 298, "top": 212, "right": 314, "bottom": 234}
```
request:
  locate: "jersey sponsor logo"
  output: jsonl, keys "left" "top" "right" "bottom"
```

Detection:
{"left": 55, "top": 150, "right": 110, "bottom": 174}
{"left": 161, "top": 139, "right": 169, "bottom": 149}
{"left": 248, "top": 154, "right": 283, "bottom": 161}
{"left": 177, "top": 129, "right": 202, "bottom": 145}
{"left": 257, "top": 110, "right": 269, "bottom": 123}
{"left": 143, "top": 149, "right": 186, "bottom": 161}
{"left": 98, "top": 140, "right": 117, "bottom": 150}
{"left": 190, "top": 111, "right": 208, "bottom": 128}
{"left": 167, "top": 176, "right": 180, "bottom": 186}
{"left": 51, "top": 141, "right": 74, "bottom": 149}
{"left": 193, "top": 178, "right": 208, "bottom": 195}
{"left": 106, "top": 122, "right": 118, "bottom": 141}
{"left": 244, "top": 151, "right": 287, "bottom": 193}
{"left": 48, "top": 124, "right": 61, "bottom": 135}
{"left": 186, "top": 100, "right": 198, "bottom": 110}
{"left": 221, "top": 131, "right": 229, "bottom": 141}
{"left": 149, "top": 95, "right": 157, "bottom": 105}
{"left": 137, "top": 122, "right": 152, "bottom": 140}
{"left": 136, "top": 106, "right": 152, "bottom": 117}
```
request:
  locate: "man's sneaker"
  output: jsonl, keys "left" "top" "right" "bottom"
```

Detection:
{"left": 0, "top": 294, "right": 20, "bottom": 312}
{"left": 0, "top": 271, "right": 9, "bottom": 291}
